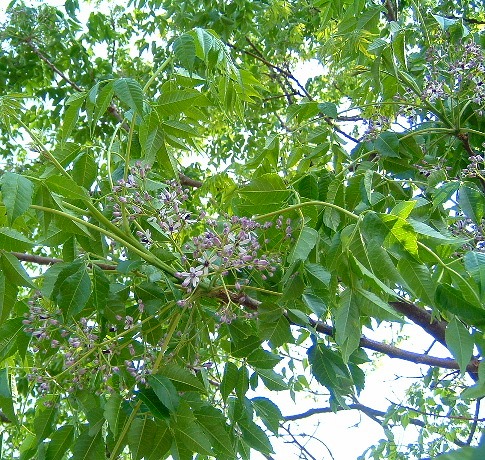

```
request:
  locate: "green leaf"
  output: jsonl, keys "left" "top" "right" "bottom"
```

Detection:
{"left": 45, "top": 425, "right": 74, "bottom": 460}
{"left": 128, "top": 417, "right": 159, "bottom": 460}
{"left": 173, "top": 420, "right": 213, "bottom": 456}
{"left": 231, "top": 334, "right": 262, "bottom": 358}
{"left": 0, "top": 252, "right": 35, "bottom": 288}
{"left": 288, "top": 227, "right": 318, "bottom": 264}
{"left": 0, "top": 172, "right": 34, "bottom": 224}
{"left": 157, "top": 363, "right": 206, "bottom": 393}
{"left": 308, "top": 343, "right": 352, "bottom": 395}
{"left": 258, "top": 315, "right": 293, "bottom": 348}
{"left": 302, "top": 293, "right": 327, "bottom": 318}
{"left": 238, "top": 419, "right": 274, "bottom": 454}
{"left": 34, "top": 404, "right": 57, "bottom": 443}
{"left": 138, "top": 388, "right": 170, "bottom": 420}
{"left": 247, "top": 349, "right": 282, "bottom": 369}
{"left": 59, "top": 93, "right": 85, "bottom": 143}
{"left": 446, "top": 317, "right": 474, "bottom": 375}
{"left": 220, "top": 362, "right": 239, "bottom": 402}
{"left": 335, "top": 289, "right": 361, "bottom": 363}
{"left": 156, "top": 90, "right": 207, "bottom": 116}
{"left": 357, "top": 288, "right": 403, "bottom": 322}
{"left": 52, "top": 260, "right": 91, "bottom": 318}
{"left": 89, "top": 264, "right": 110, "bottom": 313}
{"left": 104, "top": 394, "right": 128, "bottom": 438}
{"left": 436, "top": 442, "right": 485, "bottom": 460}
{"left": 236, "top": 366, "right": 249, "bottom": 398}
{"left": 91, "top": 81, "right": 114, "bottom": 129}
{"left": 0, "top": 273, "right": 18, "bottom": 323}
{"left": 408, "top": 218, "right": 456, "bottom": 241}
{"left": 0, "top": 368, "right": 16, "bottom": 424}
{"left": 173, "top": 34, "right": 196, "bottom": 70}
{"left": 397, "top": 258, "right": 435, "bottom": 305}
{"left": 72, "top": 152, "right": 97, "bottom": 189}
{"left": 139, "top": 110, "right": 166, "bottom": 166}
{"left": 148, "top": 374, "right": 180, "bottom": 412}
{"left": 0, "top": 317, "right": 24, "bottom": 363}
{"left": 374, "top": 132, "right": 400, "bottom": 157}
{"left": 146, "top": 421, "right": 172, "bottom": 460}
{"left": 305, "top": 262, "right": 331, "bottom": 286}
{"left": 252, "top": 397, "right": 282, "bottom": 435}
{"left": 378, "top": 214, "right": 418, "bottom": 256}
{"left": 465, "top": 252, "right": 485, "bottom": 300}
{"left": 436, "top": 284, "right": 485, "bottom": 326}
{"left": 45, "top": 175, "right": 89, "bottom": 201}
{"left": 194, "top": 406, "right": 235, "bottom": 458}
{"left": 113, "top": 78, "right": 144, "bottom": 115}
{"left": 459, "top": 183, "right": 485, "bottom": 224}
{"left": 236, "top": 174, "right": 291, "bottom": 216}
{"left": 71, "top": 430, "right": 104, "bottom": 460}
{"left": 317, "top": 101, "right": 338, "bottom": 119}
{"left": 256, "top": 368, "right": 288, "bottom": 391}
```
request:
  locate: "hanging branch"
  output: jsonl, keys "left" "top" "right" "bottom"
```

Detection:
{"left": 22, "top": 38, "right": 202, "bottom": 188}
{"left": 12, "top": 250, "right": 475, "bottom": 374}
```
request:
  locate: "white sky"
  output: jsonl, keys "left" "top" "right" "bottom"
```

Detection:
{"left": 0, "top": 1, "right": 479, "bottom": 459}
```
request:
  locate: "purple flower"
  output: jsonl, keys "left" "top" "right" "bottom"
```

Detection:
{"left": 179, "top": 267, "right": 204, "bottom": 289}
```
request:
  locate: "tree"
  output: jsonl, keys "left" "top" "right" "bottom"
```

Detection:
{"left": 0, "top": 0, "right": 485, "bottom": 458}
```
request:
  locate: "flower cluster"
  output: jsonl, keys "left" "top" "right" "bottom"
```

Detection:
{"left": 23, "top": 295, "right": 150, "bottom": 395}
{"left": 110, "top": 162, "right": 153, "bottom": 226}
{"left": 174, "top": 214, "right": 285, "bottom": 294}
{"left": 462, "top": 153, "right": 485, "bottom": 179}
{"left": 448, "top": 41, "right": 485, "bottom": 105}
{"left": 396, "top": 41, "right": 485, "bottom": 124}
{"left": 362, "top": 115, "right": 391, "bottom": 141}
{"left": 451, "top": 216, "right": 485, "bottom": 252}
{"left": 109, "top": 166, "right": 294, "bottom": 312}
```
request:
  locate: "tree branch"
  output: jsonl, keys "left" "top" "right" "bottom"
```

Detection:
{"left": 390, "top": 300, "right": 447, "bottom": 347}
{"left": 11, "top": 252, "right": 117, "bottom": 271}
{"left": 443, "top": 14, "right": 485, "bottom": 25}
{"left": 12, "top": 251, "right": 480, "bottom": 375}
{"left": 210, "top": 288, "right": 479, "bottom": 374}
{"left": 25, "top": 38, "right": 202, "bottom": 188}
{"left": 284, "top": 403, "right": 425, "bottom": 427}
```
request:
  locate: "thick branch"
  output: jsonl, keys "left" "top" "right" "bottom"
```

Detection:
{"left": 390, "top": 300, "right": 447, "bottom": 347}
{"left": 11, "top": 252, "right": 117, "bottom": 271}
{"left": 211, "top": 288, "right": 479, "bottom": 374}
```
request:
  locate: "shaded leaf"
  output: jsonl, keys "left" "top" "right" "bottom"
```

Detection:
{"left": 220, "top": 362, "right": 238, "bottom": 403}
{"left": 71, "top": 430, "right": 104, "bottom": 460}
{"left": 158, "top": 363, "right": 206, "bottom": 392}
{"left": 0, "top": 367, "right": 16, "bottom": 424}
{"left": 114, "top": 78, "right": 144, "bottom": 115}
{"left": 0, "top": 252, "right": 35, "bottom": 288}
{"left": 148, "top": 374, "right": 180, "bottom": 412}
{"left": 45, "top": 425, "right": 74, "bottom": 460}
{"left": 0, "top": 172, "right": 34, "bottom": 224}
{"left": 288, "top": 227, "right": 318, "bottom": 264}
{"left": 446, "top": 317, "right": 474, "bottom": 375}
{"left": 252, "top": 397, "right": 282, "bottom": 435}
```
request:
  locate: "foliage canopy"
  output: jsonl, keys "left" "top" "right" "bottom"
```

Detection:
{"left": 1, "top": 0, "right": 485, "bottom": 458}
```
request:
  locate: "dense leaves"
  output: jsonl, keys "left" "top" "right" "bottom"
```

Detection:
{"left": 1, "top": 0, "right": 485, "bottom": 458}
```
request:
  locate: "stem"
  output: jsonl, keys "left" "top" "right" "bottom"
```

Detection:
{"left": 15, "top": 119, "right": 71, "bottom": 179}
{"left": 30, "top": 204, "right": 176, "bottom": 275}
{"left": 417, "top": 241, "right": 481, "bottom": 306}
{"left": 152, "top": 309, "right": 184, "bottom": 373}
{"left": 110, "top": 400, "right": 143, "bottom": 458}
{"left": 253, "top": 201, "right": 359, "bottom": 222}
{"left": 143, "top": 56, "right": 173, "bottom": 92}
